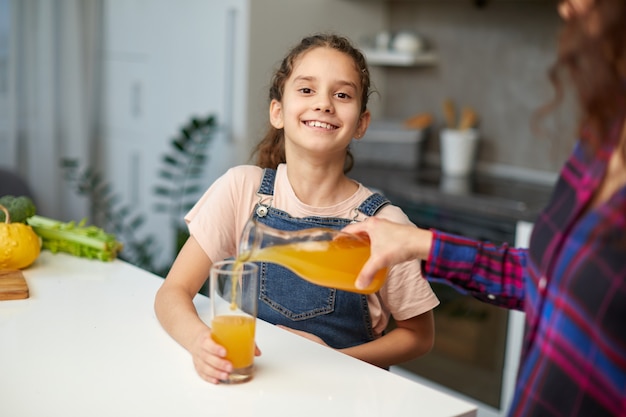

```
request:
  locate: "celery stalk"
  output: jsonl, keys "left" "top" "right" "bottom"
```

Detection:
{"left": 27, "top": 215, "right": 124, "bottom": 261}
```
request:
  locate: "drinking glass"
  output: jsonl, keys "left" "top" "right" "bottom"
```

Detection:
{"left": 209, "top": 260, "right": 259, "bottom": 384}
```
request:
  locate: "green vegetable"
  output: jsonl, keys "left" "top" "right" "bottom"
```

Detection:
{"left": 0, "top": 195, "right": 36, "bottom": 224}
{"left": 27, "top": 215, "right": 123, "bottom": 262}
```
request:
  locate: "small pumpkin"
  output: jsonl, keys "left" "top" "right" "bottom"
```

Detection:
{"left": 0, "top": 204, "right": 41, "bottom": 269}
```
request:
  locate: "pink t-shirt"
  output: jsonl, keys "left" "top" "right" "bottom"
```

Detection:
{"left": 185, "top": 164, "right": 439, "bottom": 336}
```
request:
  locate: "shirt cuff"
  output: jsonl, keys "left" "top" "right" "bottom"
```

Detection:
{"left": 422, "top": 229, "right": 478, "bottom": 285}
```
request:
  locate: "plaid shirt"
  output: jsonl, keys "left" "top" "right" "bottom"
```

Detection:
{"left": 423, "top": 131, "right": 626, "bottom": 415}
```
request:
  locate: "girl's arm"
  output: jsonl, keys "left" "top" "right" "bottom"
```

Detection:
{"left": 280, "top": 310, "right": 435, "bottom": 369}
{"left": 154, "top": 236, "right": 234, "bottom": 384}
{"left": 341, "top": 311, "right": 435, "bottom": 368}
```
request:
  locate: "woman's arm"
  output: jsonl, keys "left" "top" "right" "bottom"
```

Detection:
{"left": 154, "top": 236, "right": 234, "bottom": 384}
{"left": 426, "top": 230, "right": 527, "bottom": 310}
{"left": 343, "top": 217, "right": 528, "bottom": 310}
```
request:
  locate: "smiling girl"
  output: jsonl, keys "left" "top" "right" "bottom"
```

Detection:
{"left": 154, "top": 34, "right": 439, "bottom": 384}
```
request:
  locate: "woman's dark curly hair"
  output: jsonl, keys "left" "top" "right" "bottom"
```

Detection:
{"left": 536, "top": 0, "right": 626, "bottom": 155}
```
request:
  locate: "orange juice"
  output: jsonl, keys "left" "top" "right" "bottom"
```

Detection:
{"left": 241, "top": 236, "right": 387, "bottom": 294}
{"left": 210, "top": 315, "right": 256, "bottom": 369}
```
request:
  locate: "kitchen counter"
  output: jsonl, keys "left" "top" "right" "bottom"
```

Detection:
{"left": 351, "top": 165, "right": 555, "bottom": 223}
{"left": 0, "top": 252, "right": 477, "bottom": 417}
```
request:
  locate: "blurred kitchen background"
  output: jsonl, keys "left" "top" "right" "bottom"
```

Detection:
{"left": 0, "top": 1, "right": 573, "bottom": 417}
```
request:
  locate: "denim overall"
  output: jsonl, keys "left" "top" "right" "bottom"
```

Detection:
{"left": 252, "top": 168, "right": 390, "bottom": 349}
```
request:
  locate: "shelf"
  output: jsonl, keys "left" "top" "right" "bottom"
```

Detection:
{"left": 362, "top": 48, "right": 438, "bottom": 67}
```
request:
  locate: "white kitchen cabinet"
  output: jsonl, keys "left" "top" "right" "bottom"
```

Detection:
{"left": 101, "top": 0, "right": 386, "bottom": 271}
{"left": 102, "top": 0, "right": 241, "bottom": 271}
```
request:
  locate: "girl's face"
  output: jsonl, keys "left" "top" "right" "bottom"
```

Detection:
{"left": 270, "top": 47, "right": 370, "bottom": 162}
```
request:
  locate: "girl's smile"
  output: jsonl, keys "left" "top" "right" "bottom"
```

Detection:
{"left": 303, "top": 120, "right": 339, "bottom": 130}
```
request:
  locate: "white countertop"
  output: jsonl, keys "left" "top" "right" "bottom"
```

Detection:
{"left": 0, "top": 251, "right": 476, "bottom": 417}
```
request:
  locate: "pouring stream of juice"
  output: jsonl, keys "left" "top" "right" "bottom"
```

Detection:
{"left": 236, "top": 221, "right": 387, "bottom": 295}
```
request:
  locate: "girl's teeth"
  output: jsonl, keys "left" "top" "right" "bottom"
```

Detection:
{"left": 308, "top": 121, "right": 333, "bottom": 129}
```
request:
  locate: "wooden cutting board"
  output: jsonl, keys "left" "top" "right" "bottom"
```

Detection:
{"left": 0, "top": 269, "right": 29, "bottom": 300}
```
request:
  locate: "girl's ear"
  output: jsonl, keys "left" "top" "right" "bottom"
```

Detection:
{"left": 354, "top": 110, "right": 371, "bottom": 140}
{"left": 269, "top": 99, "right": 284, "bottom": 129}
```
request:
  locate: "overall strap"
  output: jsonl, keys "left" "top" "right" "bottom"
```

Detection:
{"left": 356, "top": 193, "right": 391, "bottom": 217}
{"left": 257, "top": 168, "right": 277, "bottom": 196}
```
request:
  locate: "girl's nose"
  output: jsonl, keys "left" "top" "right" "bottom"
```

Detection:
{"left": 315, "top": 96, "right": 334, "bottom": 113}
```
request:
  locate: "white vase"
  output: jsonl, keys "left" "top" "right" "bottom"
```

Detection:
{"left": 440, "top": 128, "right": 479, "bottom": 177}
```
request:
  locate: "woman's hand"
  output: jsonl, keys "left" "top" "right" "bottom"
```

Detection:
{"left": 342, "top": 217, "right": 433, "bottom": 290}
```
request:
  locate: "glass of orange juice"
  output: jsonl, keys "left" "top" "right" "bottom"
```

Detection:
{"left": 209, "top": 260, "right": 259, "bottom": 384}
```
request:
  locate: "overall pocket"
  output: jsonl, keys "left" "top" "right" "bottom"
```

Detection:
{"left": 259, "top": 262, "right": 335, "bottom": 321}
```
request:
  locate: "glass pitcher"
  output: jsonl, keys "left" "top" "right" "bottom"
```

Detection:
{"left": 237, "top": 218, "right": 387, "bottom": 294}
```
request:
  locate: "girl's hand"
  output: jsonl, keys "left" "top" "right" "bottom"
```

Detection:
{"left": 277, "top": 325, "right": 328, "bottom": 346}
{"left": 189, "top": 328, "right": 263, "bottom": 384}
{"left": 189, "top": 328, "right": 233, "bottom": 384}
